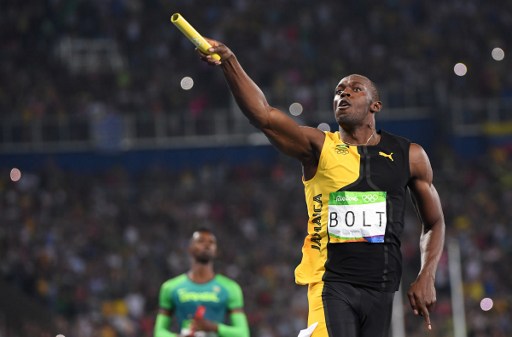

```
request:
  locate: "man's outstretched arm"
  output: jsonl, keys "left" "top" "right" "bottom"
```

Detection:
{"left": 199, "top": 39, "right": 324, "bottom": 163}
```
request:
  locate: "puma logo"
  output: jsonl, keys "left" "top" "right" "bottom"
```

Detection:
{"left": 379, "top": 151, "right": 394, "bottom": 161}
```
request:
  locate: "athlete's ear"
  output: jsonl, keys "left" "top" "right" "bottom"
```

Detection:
{"left": 370, "top": 101, "right": 382, "bottom": 113}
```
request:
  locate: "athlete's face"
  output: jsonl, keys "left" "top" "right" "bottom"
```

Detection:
{"left": 189, "top": 231, "right": 217, "bottom": 264}
{"left": 333, "top": 75, "right": 380, "bottom": 126}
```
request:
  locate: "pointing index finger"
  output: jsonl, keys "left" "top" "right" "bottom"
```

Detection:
{"left": 420, "top": 306, "right": 432, "bottom": 330}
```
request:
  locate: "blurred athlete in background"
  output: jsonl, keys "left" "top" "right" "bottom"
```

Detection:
{"left": 154, "top": 228, "right": 249, "bottom": 337}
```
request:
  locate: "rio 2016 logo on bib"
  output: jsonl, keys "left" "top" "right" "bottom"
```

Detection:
{"left": 328, "top": 191, "right": 387, "bottom": 243}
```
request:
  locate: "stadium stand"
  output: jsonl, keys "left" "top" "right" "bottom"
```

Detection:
{"left": 1, "top": 1, "right": 511, "bottom": 336}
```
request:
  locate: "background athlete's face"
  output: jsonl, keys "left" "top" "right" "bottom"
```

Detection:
{"left": 189, "top": 231, "right": 217, "bottom": 264}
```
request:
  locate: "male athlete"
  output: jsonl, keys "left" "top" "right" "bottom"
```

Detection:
{"left": 154, "top": 228, "right": 250, "bottom": 337}
{"left": 196, "top": 40, "right": 445, "bottom": 337}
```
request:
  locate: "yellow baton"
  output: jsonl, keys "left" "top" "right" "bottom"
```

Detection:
{"left": 171, "top": 13, "right": 221, "bottom": 61}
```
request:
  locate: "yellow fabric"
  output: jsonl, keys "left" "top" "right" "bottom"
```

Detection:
{"left": 294, "top": 131, "right": 361, "bottom": 285}
{"left": 307, "top": 282, "right": 327, "bottom": 337}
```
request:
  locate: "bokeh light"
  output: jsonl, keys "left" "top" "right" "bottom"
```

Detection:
{"left": 289, "top": 102, "right": 303, "bottom": 116}
{"left": 454, "top": 63, "right": 468, "bottom": 76}
{"left": 491, "top": 47, "right": 505, "bottom": 61}
{"left": 480, "top": 297, "right": 493, "bottom": 311}
{"left": 10, "top": 168, "right": 21, "bottom": 182}
{"left": 317, "top": 122, "right": 331, "bottom": 131}
{"left": 180, "top": 76, "right": 194, "bottom": 90}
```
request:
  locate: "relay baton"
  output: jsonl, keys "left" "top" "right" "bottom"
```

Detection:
{"left": 189, "top": 305, "right": 206, "bottom": 336}
{"left": 171, "top": 13, "right": 221, "bottom": 61}
{"left": 194, "top": 305, "right": 206, "bottom": 319}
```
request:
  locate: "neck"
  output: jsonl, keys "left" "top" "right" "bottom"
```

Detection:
{"left": 340, "top": 126, "right": 377, "bottom": 146}
{"left": 188, "top": 263, "right": 215, "bottom": 283}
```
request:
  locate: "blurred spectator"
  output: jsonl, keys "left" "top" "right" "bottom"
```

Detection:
{"left": 1, "top": 0, "right": 511, "bottom": 122}
{"left": 1, "top": 146, "right": 512, "bottom": 336}
{"left": 1, "top": 1, "right": 512, "bottom": 336}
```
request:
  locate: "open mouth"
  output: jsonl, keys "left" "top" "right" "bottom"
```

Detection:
{"left": 338, "top": 100, "right": 351, "bottom": 109}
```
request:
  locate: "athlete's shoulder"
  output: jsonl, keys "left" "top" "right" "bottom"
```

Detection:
{"left": 214, "top": 274, "right": 243, "bottom": 291}
{"left": 161, "top": 273, "right": 188, "bottom": 289}
{"left": 324, "top": 130, "right": 339, "bottom": 138}
{"left": 380, "top": 129, "right": 412, "bottom": 144}
{"left": 214, "top": 274, "right": 240, "bottom": 285}
{"left": 318, "top": 130, "right": 340, "bottom": 146}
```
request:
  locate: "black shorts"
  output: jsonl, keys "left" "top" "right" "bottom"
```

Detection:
{"left": 307, "top": 281, "right": 395, "bottom": 337}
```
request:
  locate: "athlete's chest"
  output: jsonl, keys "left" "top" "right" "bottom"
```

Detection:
{"left": 322, "top": 143, "right": 409, "bottom": 192}
{"left": 172, "top": 282, "right": 228, "bottom": 306}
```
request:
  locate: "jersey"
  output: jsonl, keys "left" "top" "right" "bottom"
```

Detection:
{"left": 294, "top": 130, "right": 411, "bottom": 291}
{"left": 158, "top": 274, "right": 244, "bottom": 336}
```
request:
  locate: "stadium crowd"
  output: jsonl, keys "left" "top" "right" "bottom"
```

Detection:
{"left": 1, "top": 0, "right": 511, "bottom": 123}
{"left": 1, "top": 0, "right": 512, "bottom": 336}
{"left": 1, "top": 145, "right": 512, "bottom": 337}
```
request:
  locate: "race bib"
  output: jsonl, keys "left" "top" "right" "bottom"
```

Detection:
{"left": 328, "top": 191, "right": 387, "bottom": 243}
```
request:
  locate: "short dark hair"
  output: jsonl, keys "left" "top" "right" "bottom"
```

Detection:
{"left": 368, "top": 78, "right": 380, "bottom": 102}
{"left": 350, "top": 74, "right": 380, "bottom": 102}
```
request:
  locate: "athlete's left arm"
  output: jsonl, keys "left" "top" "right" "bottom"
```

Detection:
{"left": 406, "top": 143, "right": 446, "bottom": 330}
{"left": 220, "top": 309, "right": 250, "bottom": 337}
{"left": 189, "top": 309, "right": 249, "bottom": 337}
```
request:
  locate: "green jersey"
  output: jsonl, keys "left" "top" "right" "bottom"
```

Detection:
{"left": 158, "top": 274, "right": 244, "bottom": 336}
